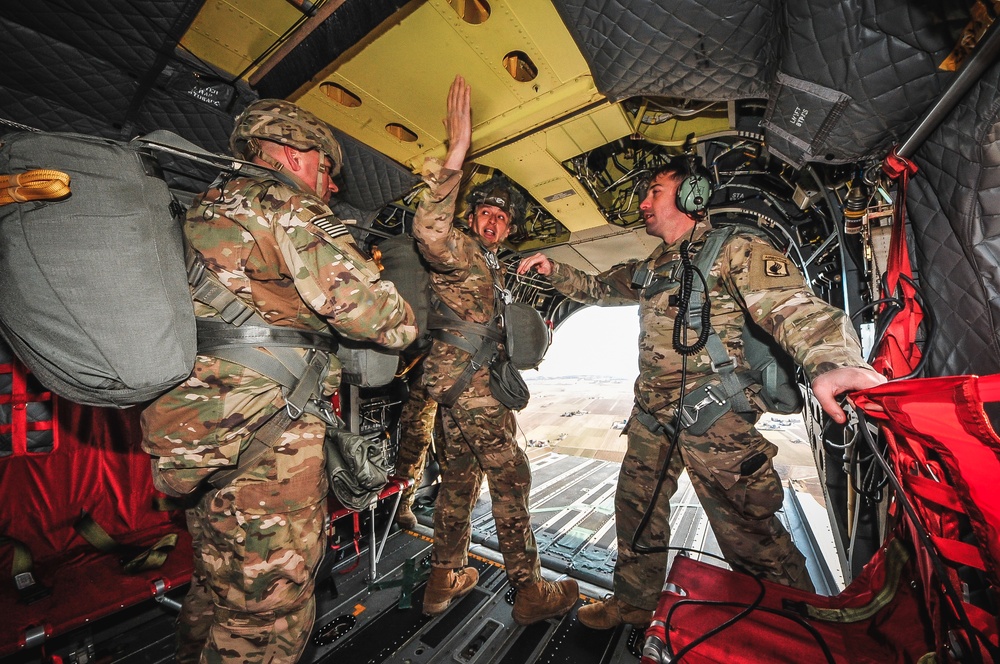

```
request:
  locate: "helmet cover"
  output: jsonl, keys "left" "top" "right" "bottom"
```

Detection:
{"left": 230, "top": 99, "right": 343, "bottom": 178}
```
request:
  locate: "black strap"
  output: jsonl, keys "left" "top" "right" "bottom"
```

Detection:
{"left": 437, "top": 334, "right": 497, "bottom": 408}
{"left": 427, "top": 298, "right": 504, "bottom": 408}
{"left": 196, "top": 319, "right": 338, "bottom": 354}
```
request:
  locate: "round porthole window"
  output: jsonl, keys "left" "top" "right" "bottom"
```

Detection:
{"left": 386, "top": 123, "right": 418, "bottom": 142}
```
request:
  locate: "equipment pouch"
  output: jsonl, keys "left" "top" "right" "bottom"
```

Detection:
{"left": 503, "top": 302, "right": 550, "bottom": 370}
{"left": 489, "top": 358, "right": 530, "bottom": 411}
{"left": 325, "top": 427, "right": 391, "bottom": 511}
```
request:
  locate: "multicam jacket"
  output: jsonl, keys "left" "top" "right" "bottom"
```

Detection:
{"left": 141, "top": 175, "right": 417, "bottom": 496}
{"left": 548, "top": 221, "right": 869, "bottom": 416}
{"left": 411, "top": 158, "right": 503, "bottom": 404}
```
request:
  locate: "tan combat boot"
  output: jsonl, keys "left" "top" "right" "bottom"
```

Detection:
{"left": 511, "top": 578, "right": 579, "bottom": 625}
{"left": 576, "top": 595, "right": 652, "bottom": 630}
{"left": 395, "top": 502, "right": 418, "bottom": 529}
{"left": 422, "top": 566, "right": 479, "bottom": 615}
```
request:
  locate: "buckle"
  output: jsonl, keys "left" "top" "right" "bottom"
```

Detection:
{"left": 285, "top": 400, "right": 305, "bottom": 419}
{"left": 14, "top": 572, "right": 50, "bottom": 605}
{"left": 678, "top": 386, "right": 727, "bottom": 428}
{"left": 710, "top": 357, "right": 737, "bottom": 373}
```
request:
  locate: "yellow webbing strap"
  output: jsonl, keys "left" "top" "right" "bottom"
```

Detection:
{"left": 0, "top": 169, "right": 71, "bottom": 206}
{"left": 73, "top": 510, "right": 179, "bottom": 574}
{"left": 804, "top": 538, "right": 910, "bottom": 623}
{"left": 0, "top": 535, "right": 50, "bottom": 603}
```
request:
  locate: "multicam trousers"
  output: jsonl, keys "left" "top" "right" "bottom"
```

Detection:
{"left": 614, "top": 407, "right": 814, "bottom": 611}
{"left": 173, "top": 417, "right": 327, "bottom": 664}
{"left": 430, "top": 386, "right": 541, "bottom": 587}
{"left": 394, "top": 369, "right": 439, "bottom": 509}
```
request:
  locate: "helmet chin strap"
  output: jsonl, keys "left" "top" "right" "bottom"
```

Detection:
{"left": 249, "top": 139, "right": 328, "bottom": 198}
{"left": 314, "top": 151, "right": 331, "bottom": 198}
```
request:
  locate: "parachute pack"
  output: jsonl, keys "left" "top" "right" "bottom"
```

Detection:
{"left": 0, "top": 131, "right": 204, "bottom": 407}
{"left": 0, "top": 128, "right": 395, "bottom": 408}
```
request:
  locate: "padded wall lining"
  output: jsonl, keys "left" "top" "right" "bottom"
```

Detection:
{"left": 552, "top": 0, "right": 776, "bottom": 102}
{"left": 907, "top": 57, "right": 1000, "bottom": 376}
{"left": 764, "top": 0, "right": 971, "bottom": 166}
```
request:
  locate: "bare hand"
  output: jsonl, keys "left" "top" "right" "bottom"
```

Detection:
{"left": 517, "top": 253, "right": 554, "bottom": 276}
{"left": 443, "top": 75, "right": 471, "bottom": 171}
{"left": 811, "top": 367, "right": 887, "bottom": 424}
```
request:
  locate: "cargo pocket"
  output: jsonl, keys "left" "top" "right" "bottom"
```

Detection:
{"left": 726, "top": 451, "right": 784, "bottom": 521}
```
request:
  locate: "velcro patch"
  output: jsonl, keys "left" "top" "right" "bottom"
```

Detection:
{"left": 748, "top": 248, "right": 802, "bottom": 290}
{"left": 763, "top": 256, "right": 790, "bottom": 277}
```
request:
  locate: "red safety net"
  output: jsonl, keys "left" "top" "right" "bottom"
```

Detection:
{"left": 872, "top": 148, "right": 924, "bottom": 379}
{"left": 0, "top": 357, "right": 191, "bottom": 657}
{"left": 853, "top": 375, "right": 1000, "bottom": 662}
{"left": 645, "top": 374, "right": 1000, "bottom": 663}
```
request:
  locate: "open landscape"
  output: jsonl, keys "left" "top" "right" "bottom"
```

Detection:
{"left": 517, "top": 375, "right": 824, "bottom": 506}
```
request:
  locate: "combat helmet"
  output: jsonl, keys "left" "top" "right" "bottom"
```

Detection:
{"left": 229, "top": 98, "right": 343, "bottom": 197}
{"left": 465, "top": 174, "right": 526, "bottom": 228}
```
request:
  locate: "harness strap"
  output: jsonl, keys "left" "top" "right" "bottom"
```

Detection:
{"left": 437, "top": 335, "right": 497, "bottom": 408}
{"left": 196, "top": 318, "right": 338, "bottom": 353}
{"left": 426, "top": 298, "right": 505, "bottom": 408}
{"left": 208, "top": 409, "right": 295, "bottom": 489}
{"left": 632, "top": 407, "right": 676, "bottom": 438}
{"left": 186, "top": 247, "right": 257, "bottom": 326}
{"left": 0, "top": 535, "right": 50, "bottom": 604}
{"left": 703, "top": 329, "right": 753, "bottom": 413}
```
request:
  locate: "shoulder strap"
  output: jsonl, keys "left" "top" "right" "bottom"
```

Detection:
{"left": 131, "top": 130, "right": 299, "bottom": 190}
{"left": 689, "top": 225, "right": 753, "bottom": 414}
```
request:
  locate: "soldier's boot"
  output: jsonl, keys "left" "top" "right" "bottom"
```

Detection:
{"left": 511, "top": 578, "right": 579, "bottom": 626}
{"left": 576, "top": 595, "right": 652, "bottom": 630}
{"left": 422, "top": 566, "right": 479, "bottom": 615}
{"left": 396, "top": 503, "right": 418, "bottom": 529}
{"left": 395, "top": 487, "right": 418, "bottom": 529}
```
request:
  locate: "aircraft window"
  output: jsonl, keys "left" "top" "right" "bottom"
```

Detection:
{"left": 503, "top": 51, "right": 537, "bottom": 83}
{"left": 385, "top": 123, "right": 418, "bottom": 142}
{"left": 449, "top": 0, "right": 491, "bottom": 25}
{"left": 321, "top": 82, "right": 362, "bottom": 108}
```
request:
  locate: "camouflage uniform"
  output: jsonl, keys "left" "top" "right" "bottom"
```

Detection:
{"left": 393, "top": 360, "right": 438, "bottom": 512}
{"left": 141, "top": 171, "right": 416, "bottom": 663}
{"left": 411, "top": 158, "right": 542, "bottom": 587}
{"left": 547, "top": 220, "right": 869, "bottom": 610}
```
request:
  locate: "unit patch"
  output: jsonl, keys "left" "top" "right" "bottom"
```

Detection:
{"left": 764, "top": 256, "right": 790, "bottom": 277}
{"left": 748, "top": 245, "right": 803, "bottom": 290}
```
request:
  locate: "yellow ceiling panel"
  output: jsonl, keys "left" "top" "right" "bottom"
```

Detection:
{"left": 295, "top": 0, "right": 604, "bottom": 170}
{"left": 480, "top": 135, "right": 609, "bottom": 233}
{"left": 544, "top": 103, "right": 634, "bottom": 162}
{"left": 181, "top": 0, "right": 302, "bottom": 77}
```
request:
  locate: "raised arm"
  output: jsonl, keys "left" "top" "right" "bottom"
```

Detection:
{"left": 443, "top": 75, "right": 471, "bottom": 171}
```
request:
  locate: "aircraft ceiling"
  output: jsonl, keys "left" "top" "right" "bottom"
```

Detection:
{"left": 6, "top": 0, "right": 1000, "bottom": 375}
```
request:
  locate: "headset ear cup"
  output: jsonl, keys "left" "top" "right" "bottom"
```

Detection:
{"left": 676, "top": 173, "right": 712, "bottom": 214}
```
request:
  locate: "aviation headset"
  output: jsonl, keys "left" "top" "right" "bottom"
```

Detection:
{"left": 674, "top": 153, "right": 713, "bottom": 217}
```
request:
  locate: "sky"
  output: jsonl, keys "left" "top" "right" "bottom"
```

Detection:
{"left": 525, "top": 305, "right": 640, "bottom": 380}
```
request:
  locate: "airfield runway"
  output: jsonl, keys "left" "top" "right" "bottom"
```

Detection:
{"left": 515, "top": 376, "right": 824, "bottom": 506}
